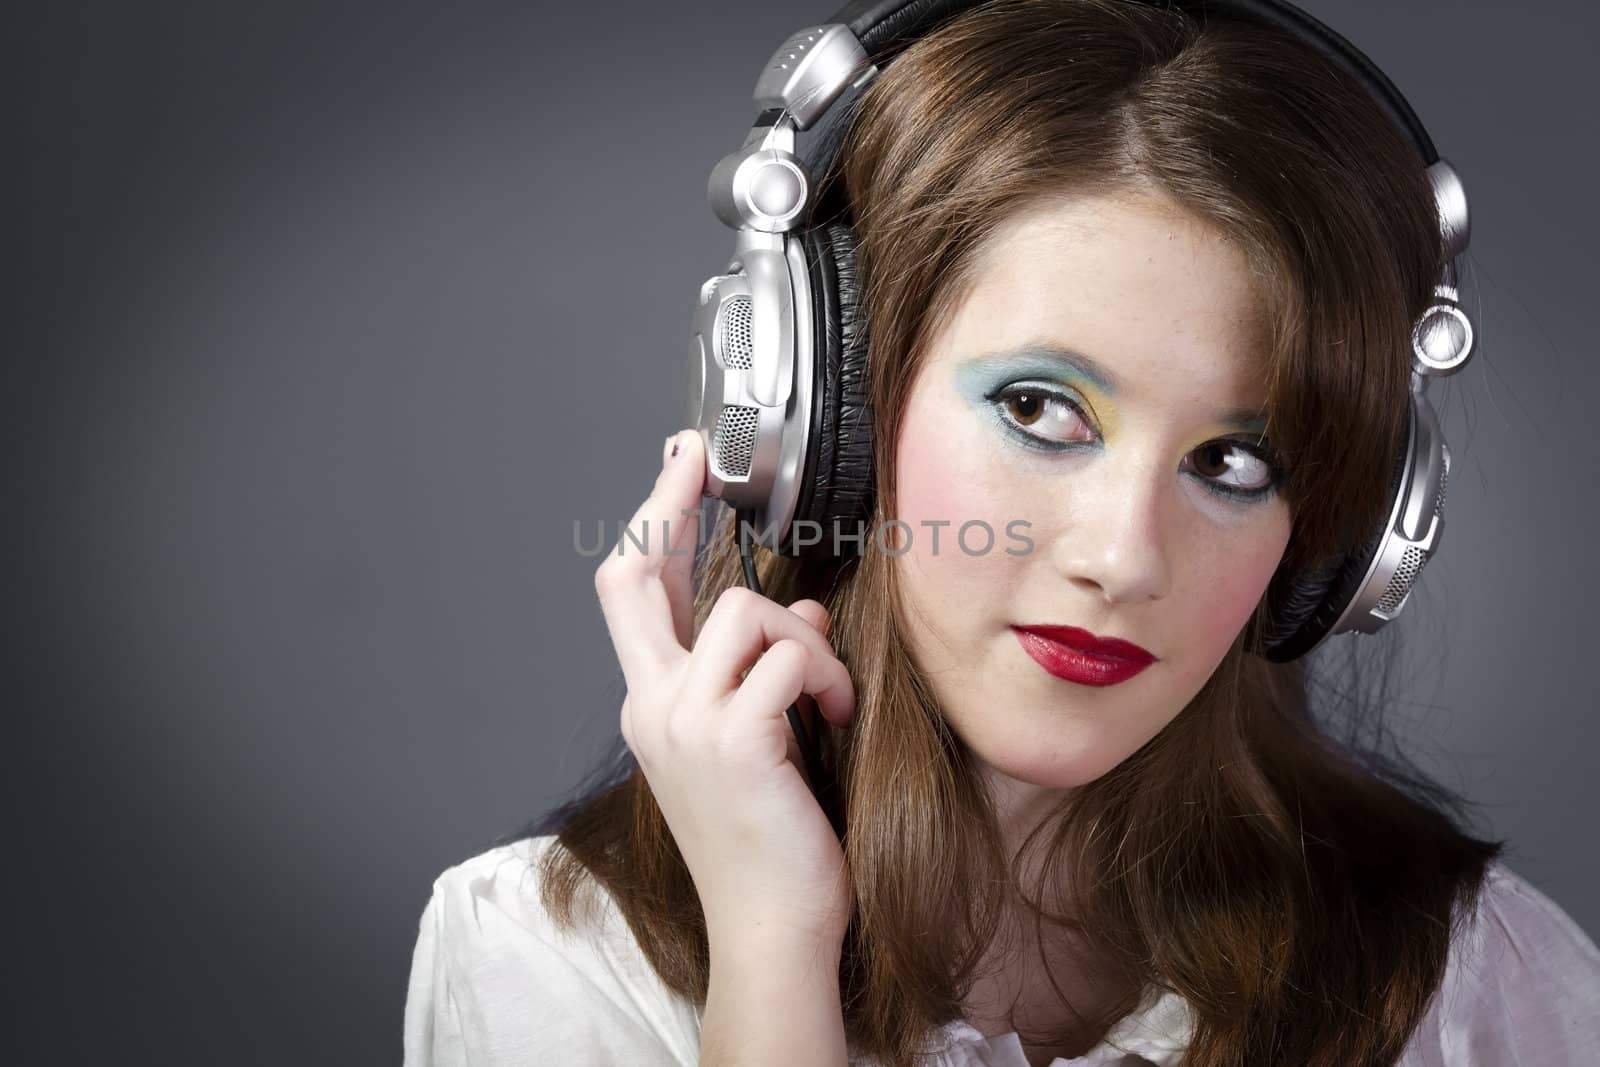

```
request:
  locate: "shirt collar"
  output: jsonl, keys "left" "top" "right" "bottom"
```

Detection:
{"left": 935, "top": 985, "right": 1196, "bottom": 1066}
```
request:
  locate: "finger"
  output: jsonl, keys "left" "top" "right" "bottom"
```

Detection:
{"left": 593, "top": 428, "right": 707, "bottom": 691}
{"left": 659, "top": 431, "right": 706, "bottom": 649}
{"left": 786, "top": 598, "right": 830, "bottom": 638}
{"left": 785, "top": 600, "right": 831, "bottom": 735}
{"left": 727, "top": 637, "right": 853, "bottom": 746}
{"left": 686, "top": 589, "right": 855, "bottom": 727}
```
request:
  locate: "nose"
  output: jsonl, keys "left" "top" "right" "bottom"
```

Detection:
{"left": 1051, "top": 457, "right": 1174, "bottom": 605}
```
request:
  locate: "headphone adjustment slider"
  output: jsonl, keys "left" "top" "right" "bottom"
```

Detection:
{"left": 753, "top": 24, "right": 873, "bottom": 132}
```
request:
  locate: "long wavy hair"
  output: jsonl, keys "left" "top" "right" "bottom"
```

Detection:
{"left": 510, "top": 2, "right": 1504, "bottom": 1063}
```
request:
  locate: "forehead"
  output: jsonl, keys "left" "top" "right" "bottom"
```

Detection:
{"left": 933, "top": 190, "right": 1273, "bottom": 407}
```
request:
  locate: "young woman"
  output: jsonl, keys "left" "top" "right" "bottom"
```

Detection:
{"left": 404, "top": 1, "right": 1600, "bottom": 1064}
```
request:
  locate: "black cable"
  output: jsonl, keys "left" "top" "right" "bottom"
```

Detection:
{"left": 736, "top": 509, "right": 845, "bottom": 840}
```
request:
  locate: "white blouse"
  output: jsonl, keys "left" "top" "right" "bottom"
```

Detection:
{"left": 403, "top": 835, "right": 1600, "bottom": 1066}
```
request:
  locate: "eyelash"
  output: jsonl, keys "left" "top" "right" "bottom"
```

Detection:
{"left": 983, "top": 382, "right": 1287, "bottom": 503}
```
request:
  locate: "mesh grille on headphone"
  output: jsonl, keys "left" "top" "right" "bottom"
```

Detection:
{"left": 717, "top": 296, "right": 754, "bottom": 370}
{"left": 1376, "top": 544, "right": 1426, "bottom": 615}
{"left": 713, "top": 404, "right": 759, "bottom": 477}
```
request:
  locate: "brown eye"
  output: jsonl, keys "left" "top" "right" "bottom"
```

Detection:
{"left": 990, "top": 384, "right": 1095, "bottom": 448}
{"left": 1186, "top": 440, "right": 1275, "bottom": 493}
{"left": 1192, "top": 442, "right": 1231, "bottom": 478}
{"left": 1006, "top": 391, "right": 1046, "bottom": 425}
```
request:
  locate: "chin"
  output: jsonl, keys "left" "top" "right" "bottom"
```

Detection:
{"left": 970, "top": 721, "right": 1144, "bottom": 791}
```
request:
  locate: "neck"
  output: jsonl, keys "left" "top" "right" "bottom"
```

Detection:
{"left": 980, "top": 765, "right": 1076, "bottom": 878}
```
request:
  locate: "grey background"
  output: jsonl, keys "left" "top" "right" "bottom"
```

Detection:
{"left": 10, "top": 1, "right": 1595, "bottom": 1064}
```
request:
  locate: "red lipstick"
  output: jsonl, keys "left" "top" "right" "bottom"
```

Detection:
{"left": 1010, "top": 625, "right": 1155, "bottom": 687}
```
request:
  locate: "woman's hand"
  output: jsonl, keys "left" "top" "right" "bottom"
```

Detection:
{"left": 593, "top": 429, "right": 857, "bottom": 952}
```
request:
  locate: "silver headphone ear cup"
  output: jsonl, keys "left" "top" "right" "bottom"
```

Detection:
{"left": 1367, "top": 443, "right": 1449, "bottom": 616}
{"left": 684, "top": 238, "right": 814, "bottom": 544}
{"left": 1328, "top": 393, "right": 1449, "bottom": 634}
{"left": 1262, "top": 531, "right": 1400, "bottom": 664}
{"left": 1262, "top": 391, "right": 1450, "bottom": 661}
{"left": 1261, "top": 407, "right": 1414, "bottom": 662}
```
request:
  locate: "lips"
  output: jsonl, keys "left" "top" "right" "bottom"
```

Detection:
{"left": 1009, "top": 624, "right": 1155, "bottom": 687}
{"left": 1013, "top": 625, "right": 1154, "bottom": 663}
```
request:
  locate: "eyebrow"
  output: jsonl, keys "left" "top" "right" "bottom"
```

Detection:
{"left": 981, "top": 341, "right": 1270, "bottom": 435}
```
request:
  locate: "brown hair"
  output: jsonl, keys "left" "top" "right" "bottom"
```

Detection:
{"left": 523, "top": 2, "right": 1504, "bottom": 1063}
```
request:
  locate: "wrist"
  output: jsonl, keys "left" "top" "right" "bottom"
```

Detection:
{"left": 701, "top": 922, "right": 848, "bottom": 1067}
{"left": 707, "top": 912, "right": 847, "bottom": 969}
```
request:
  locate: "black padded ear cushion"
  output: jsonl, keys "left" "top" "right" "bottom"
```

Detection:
{"left": 1261, "top": 403, "right": 1414, "bottom": 662}
{"left": 781, "top": 222, "right": 875, "bottom": 560}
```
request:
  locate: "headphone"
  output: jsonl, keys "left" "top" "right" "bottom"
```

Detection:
{"left": 682, "top": 0, "right": 1476, "bottom": 671}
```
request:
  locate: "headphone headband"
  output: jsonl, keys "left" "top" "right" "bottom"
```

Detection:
{"left": 829, "top": 0, "right": 1437, "bottom": 164}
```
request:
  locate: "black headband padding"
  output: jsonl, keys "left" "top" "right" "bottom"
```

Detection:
{"left": 825, "top": 0, "right": 1436, "bottom": 164}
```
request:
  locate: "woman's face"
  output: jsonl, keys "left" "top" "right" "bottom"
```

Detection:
{"left": 891, "top": 188, "right": 1291, "bottom": 831}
